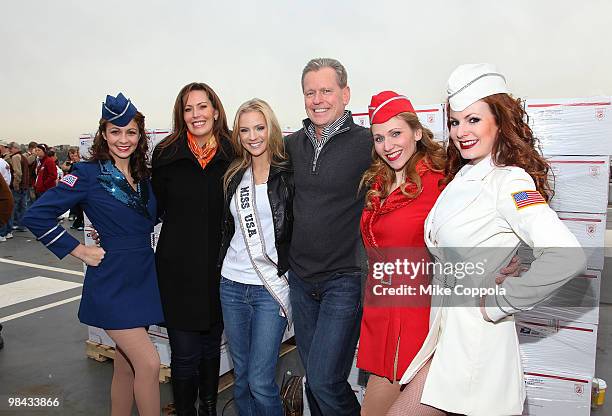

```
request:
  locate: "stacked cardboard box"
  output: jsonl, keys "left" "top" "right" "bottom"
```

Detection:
{"left": 414, "top": 104, "right": 446, "bottom": 144}
{"left": 517, "top": 97, "right": 612, "bottom": 415}
{"left": 352, "top": 112, "right": 370, "bottom": 129}
{"left": 526, "top": 97, "right": 612, "bottom": 156}
{"left": 87, "top": 316, "right": 294, "bottom": 375}
{"left": 347, "top": 345, "right": 367, "bottom": 404}
{"left": 78, "top": 134, "right": 94, "bottom": 159}
{"left": 87, "top": 324, "right": 173, "bottom": 367}
{"left": 522, "top": 372, "right": 592, "bottom": 416}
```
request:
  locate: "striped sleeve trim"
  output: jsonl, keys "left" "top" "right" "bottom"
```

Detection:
{"left": 44, "top": 230, "right": 67, "bottom": 247}
{"left": 37, "top": 224, "right": 60, "bottom": 241}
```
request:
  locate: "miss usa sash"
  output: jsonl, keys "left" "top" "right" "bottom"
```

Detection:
{"left": 235, "top": 167, "right": 292, "bottom": 324}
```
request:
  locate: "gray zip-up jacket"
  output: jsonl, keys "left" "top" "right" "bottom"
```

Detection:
{"left": 285, "top": 113, "right": 372, "bottom": 281}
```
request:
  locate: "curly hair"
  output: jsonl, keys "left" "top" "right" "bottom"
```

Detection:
{"left": 442, "top": 93, "right": 552, "bottom": 200}
{"left": 88, "top": 111, "right": 151, "bottom": 183}
{"left": 360, "top": 112, "right": 446, "bottom": 209}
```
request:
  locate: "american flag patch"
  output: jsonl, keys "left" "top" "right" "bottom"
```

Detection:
{"left": 60, "top": 174, "right": 78, "bottom": 188}
{"left": 512, "top": 190, "right": 546, "bottom": 209}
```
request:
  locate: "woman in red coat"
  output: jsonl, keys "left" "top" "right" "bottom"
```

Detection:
{"left": 34, "top": 144, "right": 57, "bottom": 196}
{"left": 358, "top": 91, "right": 446, "bottom": 416}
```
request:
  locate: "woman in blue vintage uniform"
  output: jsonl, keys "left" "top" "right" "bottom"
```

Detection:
{"left": 22, "top": 93, "right": 164, "bottom": 416}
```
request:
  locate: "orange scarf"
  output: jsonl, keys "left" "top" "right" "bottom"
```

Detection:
{"left": 187, "top": 131, "right": 218, "bottom": 169}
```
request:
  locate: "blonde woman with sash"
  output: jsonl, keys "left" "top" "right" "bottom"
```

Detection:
{"left": 218, "top": 98, "right": 293, "bottom": 416}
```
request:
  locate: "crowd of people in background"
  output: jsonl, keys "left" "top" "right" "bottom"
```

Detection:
{"left": 0, "top": 140, "right": 84, "bottom": 244}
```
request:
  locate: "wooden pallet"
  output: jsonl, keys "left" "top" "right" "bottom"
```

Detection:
{"left": 85, "top": 340, "right": 171, "bottom": 383}
{"left": 85, "top": 338, "right": 297, "bottom": 387}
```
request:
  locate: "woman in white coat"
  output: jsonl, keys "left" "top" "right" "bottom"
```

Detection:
{"left": 390, "top": 64, "right": 586, "bottom": 416}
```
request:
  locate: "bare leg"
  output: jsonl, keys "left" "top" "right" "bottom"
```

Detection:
{"left": 386, "top": 360, "right": 446, "bottom": 416}
{"left": 107, "top": 328, "right": 161, "bottom": 416}
{"left": 361, "top": 374, "right": 401, "bottom": 416}
{"left": 110, "top": 346, "right": 135, "bottom": 415}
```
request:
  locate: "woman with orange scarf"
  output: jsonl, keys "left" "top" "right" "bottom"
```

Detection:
{"left": 152, "top": 83, "right": 233, "bottom": 416}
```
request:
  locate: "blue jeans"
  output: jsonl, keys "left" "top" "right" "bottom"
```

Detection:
{"left": 220, "top": 277, "right": 287, "bottom": 416}
{"left": 289, "top": 270, "right": 362, "bottom": 416}
{"left": 0, "top": 222, "right": 9, "bottom": 237}
{"left": 11, "top": 189, "right": 27, "bottom": 230}
{"left": 1, "top": 211, "right": 13, "bottom": 235}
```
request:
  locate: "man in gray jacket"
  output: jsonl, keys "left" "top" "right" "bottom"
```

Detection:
{"left": 284, "top": 58, "right": 372, "bottom": 416}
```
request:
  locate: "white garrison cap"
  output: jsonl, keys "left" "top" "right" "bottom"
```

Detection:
{"left": 447, "top": 63, "right": 508, "bottom": 111}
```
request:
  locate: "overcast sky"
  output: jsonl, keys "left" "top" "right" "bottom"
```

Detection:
{"left": 1, "top": 0, "right": 611, "bottom": 145}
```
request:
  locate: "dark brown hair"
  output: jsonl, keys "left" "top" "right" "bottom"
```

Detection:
{"left": 360, "top": 112, "right": 446, "bottom": 209}
{"left": 442, "top": 93, "right": 552, "bottom": 200}
{"left": 36, "top": 143, "right": 49, "bottom": 154}
{"left": 156, "top": 82, "right": 231, "bottom": 155}
{"left": 88, "top": 111, "right": 151, "bottom": 183}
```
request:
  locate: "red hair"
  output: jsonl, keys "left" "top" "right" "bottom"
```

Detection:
{"left": 360, "top": 112, "right": 446, "bottom": 209}
{"left": 442, "top": 93, "right": 552, "bottom": 201}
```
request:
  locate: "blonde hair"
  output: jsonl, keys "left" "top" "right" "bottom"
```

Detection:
{"left": 360, "top": 112, "right": 446, "bottom": 209}
{"left": 223, "top": 98, "right": 287, "bottom": 192}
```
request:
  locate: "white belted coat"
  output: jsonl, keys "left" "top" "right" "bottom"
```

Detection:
{"left": 400, "top": 156, "right": 586, "bottom": 416}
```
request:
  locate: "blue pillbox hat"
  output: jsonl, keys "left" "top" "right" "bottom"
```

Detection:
{"left": 101, "top": 93, "right": 138, "bottom": 127}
